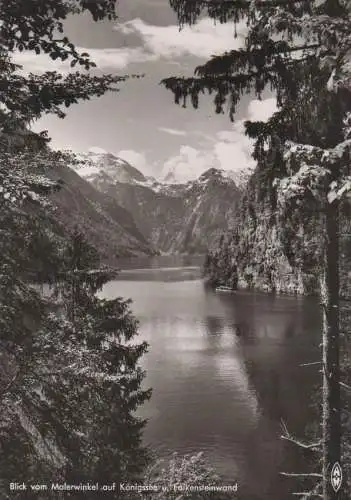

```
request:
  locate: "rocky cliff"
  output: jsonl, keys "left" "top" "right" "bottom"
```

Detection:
{"left": 204, "top": 159, "right": 351, "bottom": 297}
{"left": 72, "top": 151, "right": 241, "bottom": 254}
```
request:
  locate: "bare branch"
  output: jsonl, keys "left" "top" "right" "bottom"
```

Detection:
{"left": 280, "top": 472, "right": 323, "bottom": 478}
{"left": 291, "top": 481, "right": 323, "bottom": 498}
{"left": 280, "top": 418, "right": 289, "bottom": 435}
{"left": 280, "top": 418, "right": 321, "bottom": 450}
{"left": 280, "top": 435, "right": 322, "bottom": 450}
{"left": 299, "top": 361, "right": 322, "bottom": 367}
{"left": 340, "top": 381, "right": 351, "bottom": 391}
{"left": 292, "top": 494, "right": 323, "bottom": 498}
{"left": 291, "top": 481, "right": 323, "bottom": 499}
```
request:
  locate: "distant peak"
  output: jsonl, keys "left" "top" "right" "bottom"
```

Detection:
{"left": 72, "top": 148, "right": 147, "bottom": 184}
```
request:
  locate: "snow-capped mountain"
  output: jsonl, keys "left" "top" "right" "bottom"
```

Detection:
{"left": 162, "top": 161, "right": 252, "bottom": 188}
{"left": 72, "top": 149, "right": 243, "bottom": 254}
{"left": 72, "top": 148, "right": 148, "bottom": 185}
{"left": 43, "top": 157, "right": 155, "bottom": 260}
{"left": 72, "top": 148, "right": 251, "bottom": 191}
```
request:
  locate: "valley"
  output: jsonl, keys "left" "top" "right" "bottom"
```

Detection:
{"left": 70, "top": 149, "right": 242, "bottom": 255}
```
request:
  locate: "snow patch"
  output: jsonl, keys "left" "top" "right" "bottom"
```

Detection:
{"left": 88, "top": 146, "right": 108, "bottom": 155}
{"left": 76, "top": 164, "right": 101, "bottom": 178}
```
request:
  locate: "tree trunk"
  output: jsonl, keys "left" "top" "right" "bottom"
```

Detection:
{"left": 321, "top": 201, "right": 342, "bottom": 499}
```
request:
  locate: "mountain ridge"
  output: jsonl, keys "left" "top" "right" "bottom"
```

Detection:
{"left": 71, "top": 149, "right": 249, "bottom": 190}
{"left": 70, "top": 150, "right": 243, "bottom": 255}
{"left": 42, "top": 162, "right": 155, "bottom": 261}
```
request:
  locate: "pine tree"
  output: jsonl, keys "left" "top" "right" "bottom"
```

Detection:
{"left": 0, "top": 133, "right": 151, "bottom": 496}
{"left": 0, "top": 149, "right": 71, "bottom": 498}
{"left": 162, "top": 1, "right": 351, "bottom": 498}
{"left": 0, "top": 1, "right": 150, "bottom": 496}
{"left": 37, "top": 229, "right": 152, "bottom": 490}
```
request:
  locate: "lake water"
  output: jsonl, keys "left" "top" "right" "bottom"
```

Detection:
{"left": 101, "top": 257, "right": 321, "bottom": 499}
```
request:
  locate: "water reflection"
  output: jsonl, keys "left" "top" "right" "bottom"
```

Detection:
{"left": 115, "top": 254, "right": 204, "bottom": 271}
{"left": 101, "top": 272, "right": 321, "bottom": 499}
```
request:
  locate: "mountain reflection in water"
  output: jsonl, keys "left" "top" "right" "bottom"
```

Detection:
{"left": 101, "top": 261, "right": 321, "bottom": 500}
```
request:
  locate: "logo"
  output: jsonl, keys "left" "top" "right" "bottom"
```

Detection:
{"left": 331, "top": 462, "right": 342, "bottom": 493}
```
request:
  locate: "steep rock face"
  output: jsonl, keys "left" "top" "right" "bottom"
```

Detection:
{"left": 236, "top": 171, "right": 323, "bottom": 294}
{"left": 172, "top": 169, "right": 241, "bottom": 254}
{"left": 96, "top": 170, "right": 241, "bottom": 254}
{"left": 43, "top": 164, "right": 154, "bottom": 260}
{"left": 204, "top": 163, "right": 351, "bottom": 297}
{"left": 72, "top": 152, "right": 241, "bottom": 254}
{"left": 99, "top": 181, "right": 185, "bottom": 253}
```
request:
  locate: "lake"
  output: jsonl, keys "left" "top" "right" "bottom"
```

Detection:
{"left": 101, "top": 257, "right": 321, "bottom": 499}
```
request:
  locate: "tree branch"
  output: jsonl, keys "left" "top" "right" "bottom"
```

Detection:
{"left": 292, "top": 494, "right": 323, "bottom": 498}
{"left": 291, "top": 481, "right": 323, "bottom": 498}
{"left": 340, "top": 381, "right": 351, "bottom": 391}
{"left": 280, "top": 419, "right": 321, "bottom": 450}
{"left": 281, "top": 435, "right": 322, "bottom": 450}
{"left": 280, "top": 472, "right": 323, "bottom": 478}
{"left": 299, "top": 361, "right": 322, "bottom": 367}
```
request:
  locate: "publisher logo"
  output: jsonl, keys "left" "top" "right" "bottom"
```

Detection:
{"left": 331, "top": 462, "right": 342, "bottom": 493}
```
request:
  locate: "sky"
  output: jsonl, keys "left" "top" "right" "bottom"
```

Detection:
{"left": 17, "top": 0, "right": 277, "bottom": 181}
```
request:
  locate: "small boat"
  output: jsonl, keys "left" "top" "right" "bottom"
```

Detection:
{"left": 215, "top": 285, "right": 236, "bottom": 293}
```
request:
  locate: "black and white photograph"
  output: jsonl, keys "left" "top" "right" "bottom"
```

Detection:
{"left": 0, "top": 0, "right": 350, "bottom": 499}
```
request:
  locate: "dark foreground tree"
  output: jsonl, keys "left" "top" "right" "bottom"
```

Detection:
{"left": 0, "top": 149, "right": 76, "bottom": 498}
{"left": 42, "top": 229, "right": 151, "bottom": 489}
{"left": 0, "top": 1, "right": 150, "bottom": 497}
{"left": 162, "top": 1, "right": 351, "bottom": 498}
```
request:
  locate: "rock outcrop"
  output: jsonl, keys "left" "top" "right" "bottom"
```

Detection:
{"left": 204, "top": 160, "right": 351, "bottom": 297}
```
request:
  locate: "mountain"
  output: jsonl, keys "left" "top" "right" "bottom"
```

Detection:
{"left": 42, "top": 163, "right": 155, "bottom": 260}
{"left": 74, "top": 149, "right": 148, "bottom": 185}
{"left": 71, "top": 151, "right": 242, "bottom": 254}
{"left": 162, "top": 157, "right": 252, "bottom": 188}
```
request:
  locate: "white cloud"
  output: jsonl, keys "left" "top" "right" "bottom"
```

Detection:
{"left": 158, "top": 127, "right": 187, "bottom": 136}
{"left": 162, "top": 145, "right": 209, "bottom": 182}
{"left": 12, "top": 46, "right": 156, "bottom": 74}
{"left": 248, "top": 97, "right": 278, "bottom": 121}
{"left": 12, "top": 17, "right": 246, "bottom": 74}
{"left": 118, "top": 149, "right": 149, "bottom": 174}
{"left": 161, "top": 125, "right": 254, "bottom": 184}
{"left": 160, "top": 97, "right": 281, "bottom": 184}
{"left": 215, "top": 121, "right": 255, "bottom": 173}
{"left": 115, "top": 17, "right": 246, "bottom": 60}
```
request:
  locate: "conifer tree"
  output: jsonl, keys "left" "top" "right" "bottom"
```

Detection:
{"left": 0, "top": 149, "right": 73, "bottom": 498}
{"left": 0, "top": 1, "right": 151, "bottom": 495}
{"left": 43, "top": 229, "right": 151, "bottom": 489}
{"left": 163, "top": 1, "right": 351, "bottom": 498}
